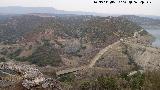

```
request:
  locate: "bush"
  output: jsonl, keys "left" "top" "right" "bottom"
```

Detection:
{"left": 120, "top": 71, "right": 144, "bottom": 89}
{"left": 130, "top": 72, "right": 144, "bottom": 90}
{"left": 79, "top": 81, "right": 91, "bottom": 90}
{"left": 143, "top": 71, "right": 160, "bottom": 90}
{"left": 0, "top": 57, "right": 6, "bottom": 62}
{"left": 8, "top": 48, "right": 22, "bottom": 59}
{"left": 58, "top": 73, "right": 75, "bottom": 83}
{"left": 96, "top": 76, "right": 118, "bottom": 90}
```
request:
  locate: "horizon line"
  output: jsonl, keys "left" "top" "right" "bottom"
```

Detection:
{"left": 0, "top": 6, "right": 159, "bottom": 17}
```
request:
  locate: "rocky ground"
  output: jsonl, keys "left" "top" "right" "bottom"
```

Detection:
{"left": 0, "top": 61, "right": 62, "bottom": 90}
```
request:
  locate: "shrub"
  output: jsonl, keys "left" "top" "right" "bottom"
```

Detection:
{"left": 130, "top": 72, "right": 144, "bottom": 90}
{"left": 58, "top": 73, "right": 75, "bottom": 83}
{"left": 8, "top": 48, "right": 22, "bottom": 59}
{"left": 96, "top": 76, "right": 118, "bottom": 90}
{"left": 0, "top": 57, "right": 6, "bottom": 62}
{"left": 143, "top": 71, "right": 160, "bottom": 90}
{"left": 79, "top": 81, "right": 91, "bottom": 90}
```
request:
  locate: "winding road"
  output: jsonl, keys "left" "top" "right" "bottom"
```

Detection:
{"left": 56, "top": 30, "right": 147, "bottom": 76}
{"left": 56, "top": 41, "right": 121, "bottom": 76}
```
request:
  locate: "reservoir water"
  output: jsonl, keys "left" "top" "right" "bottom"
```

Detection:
{"left": 146, "top": 29, "right": 160, "bottom": 47}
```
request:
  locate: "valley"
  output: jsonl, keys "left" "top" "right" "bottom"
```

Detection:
{"left": 0, "top": 13, "right": 160, "bottom": 90}
{"left": 146, "top": 29, "right": 160, "bottom": 47}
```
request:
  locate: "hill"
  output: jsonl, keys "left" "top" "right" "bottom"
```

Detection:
{"left": 0, "top": 15, "right": 148, "bottom": 67}
{"left": 120, "top": 15, "right": 160, "bottom": 29}
{"left": 0, "top": 14, "right": 160, "bottom": 90}
{"left": 0, "top": 6, "right": 101, "bottom": 15}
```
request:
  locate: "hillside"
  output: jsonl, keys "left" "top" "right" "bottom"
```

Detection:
{"left": 1, "top": 14, "right": 159, "bottom": 89}
{"left": 120, "top": 15, "right": 160, "bottom": 29}
{"left": 0, "top": 15, "right": 148, "bottom": 68}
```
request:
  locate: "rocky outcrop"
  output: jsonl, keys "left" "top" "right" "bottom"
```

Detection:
{"left": 124, "top": 42, "right": 160, "bottom": 71}
{"left": 0, "top": 61, "right": 62, "bottom": 90}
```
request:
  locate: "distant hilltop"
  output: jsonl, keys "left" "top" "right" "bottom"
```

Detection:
{"left": 0, "top": 6, "right": 55, "bottom": 14}
{"left": 0, "top": 6, "right": 104, "bottom": 16}
{"left": 0, "top": 6, "right": 159, "bottom": 20}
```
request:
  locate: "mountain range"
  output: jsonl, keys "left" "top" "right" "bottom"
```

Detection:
{"left": 0, "top": 6, "right": 104, "bottom": 15}
{"left": 0, "top": 6, "right": 160, "bottom": 19}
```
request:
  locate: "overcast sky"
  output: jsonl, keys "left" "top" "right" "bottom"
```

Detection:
{"left": 0, "top": 0, "right": 160, "bottom": 16}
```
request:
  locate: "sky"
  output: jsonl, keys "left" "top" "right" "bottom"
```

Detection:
{"left": 0, "top": 0, "right": 160, "bottom": 16}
